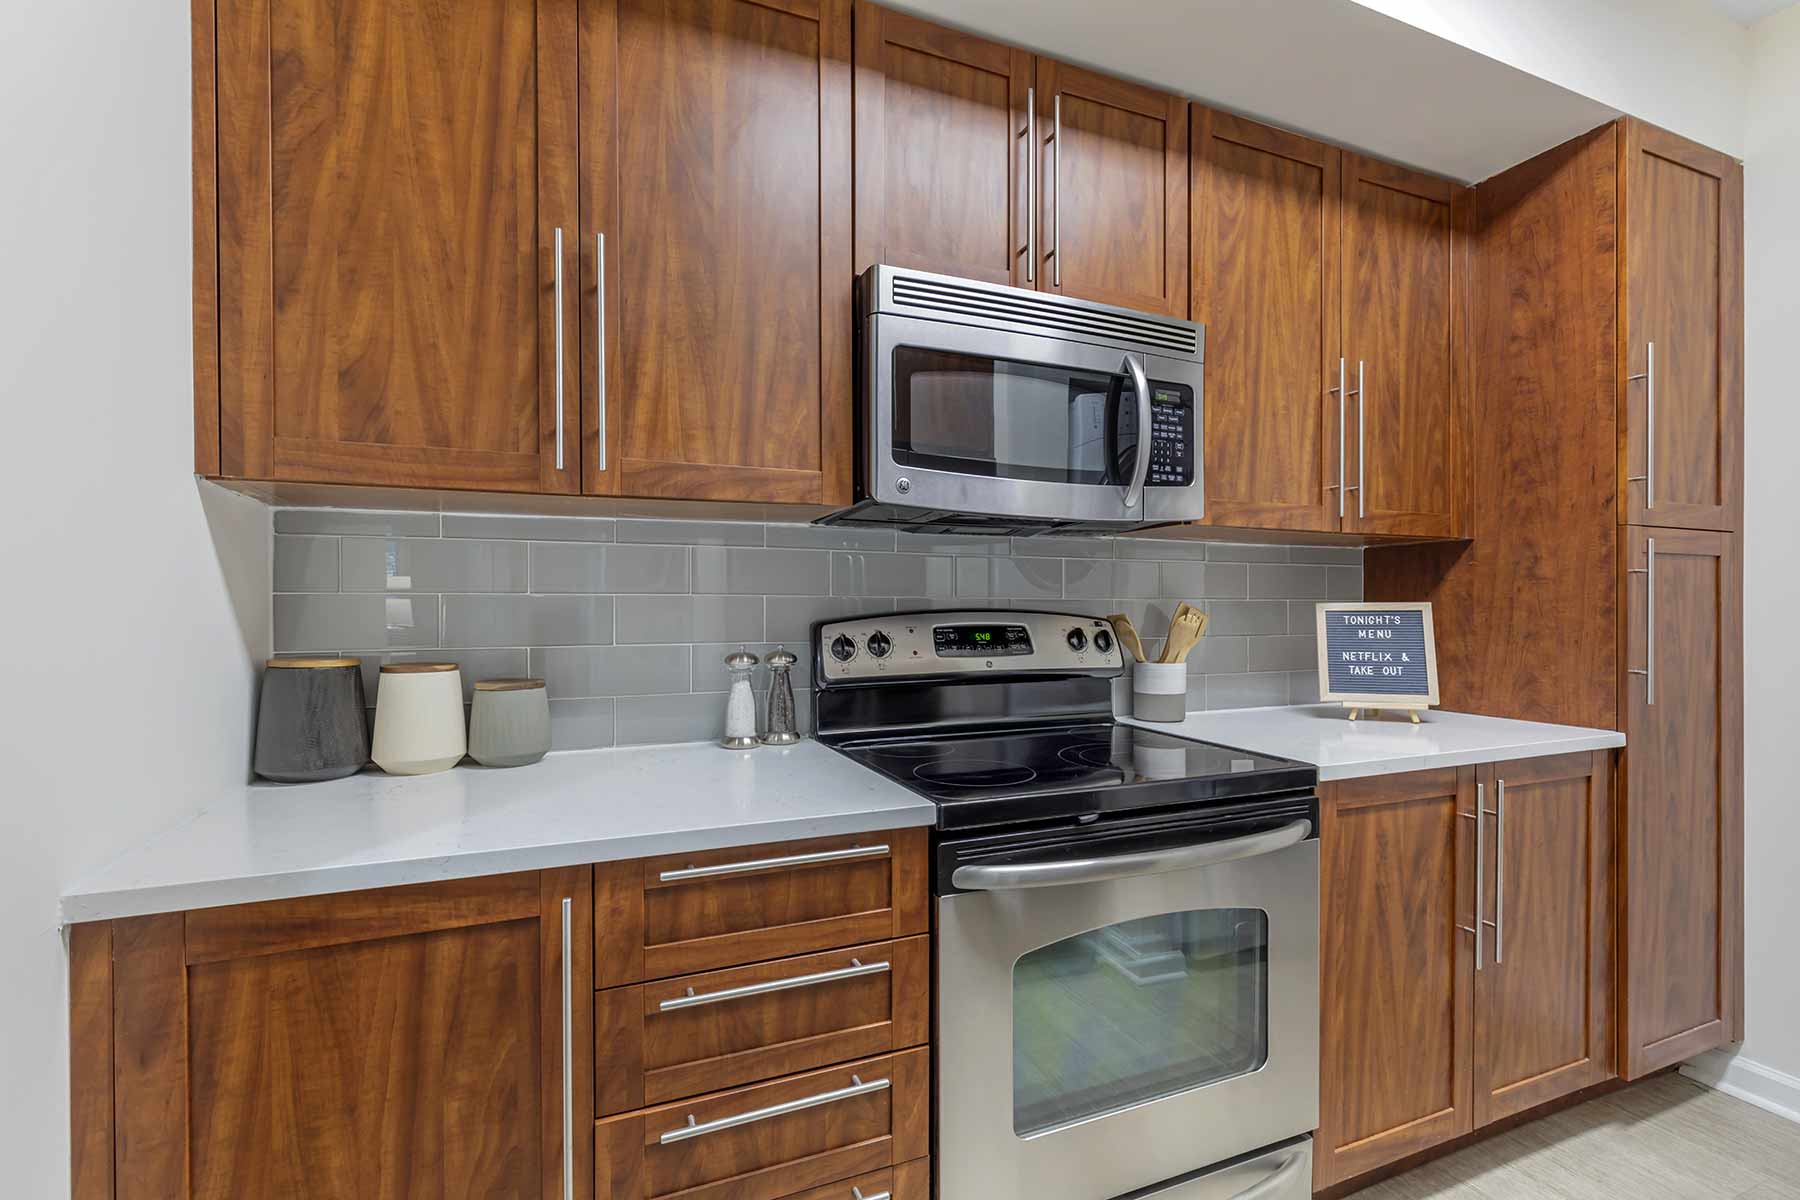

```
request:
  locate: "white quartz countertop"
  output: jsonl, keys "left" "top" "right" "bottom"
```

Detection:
{"left": 60, "top": 740, "right": 936, "bottom": 924}
{"left": 1122, "top": 704, "right": 1624, "bottom": 781}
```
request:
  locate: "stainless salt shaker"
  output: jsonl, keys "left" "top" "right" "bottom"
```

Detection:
{"left": 722, "top": 646, "right": 761, "bottom": 749}
{"left": 762, "top": 645, "right": 800, "bottom": 745}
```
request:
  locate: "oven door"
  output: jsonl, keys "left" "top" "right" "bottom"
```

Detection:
{"left": 937, "top": 819, "right": 1319, "bottom": 1200}
{"left": 866, "top": 313, "right": 1204, "bottom": 524}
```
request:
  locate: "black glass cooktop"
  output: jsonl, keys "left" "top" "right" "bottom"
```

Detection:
{"left": 831, "top": 721, "right": 1316, "bottom": 830}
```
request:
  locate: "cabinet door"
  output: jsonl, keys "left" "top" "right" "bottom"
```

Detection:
{"left": 853, "top": 3, "right": 1031, "bottom": 286}
{"left": 1190, "top": 106, "right": 1342, "bottom": 532}
{"left": 1472, "top": 753, "right": 1614, "bottom": 1125}
{"left": 1341, "top": 154, "right": 1471, "bottom": 537}
{"left": 107, "top": 872, "right": 593, "bottom": 1200}
{"left": 1316, "top": 767, "right": 1477, "bottom": 1190}
{"left": 581, "top": 0, "right": 853, "bottom": 505}
{"left": 216, "top": 0, "right": 579, "bottom": 493}
{"left": 1620, "top": 119, "right": 1744, "bottom": 531}
{"left": 1035, "top": 60, "right": 1187, "bottom": 316}
{"left": 1619, "top": 527, "right": 1743, "bottom": 1078}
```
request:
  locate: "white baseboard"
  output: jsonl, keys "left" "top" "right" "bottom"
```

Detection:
{"left": 1681, "top": 1048, "right": 1800, "bottom": 1125}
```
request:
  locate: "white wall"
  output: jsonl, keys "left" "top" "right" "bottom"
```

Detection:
{"left": 1351, "top": 0, "right": 1751, "bottom": 156}
{"left": 0, "top": 2, "right": 270, "bottom": 1194}
{"left": 1685, "top": 1, "right": 1800, "bottom": 1120}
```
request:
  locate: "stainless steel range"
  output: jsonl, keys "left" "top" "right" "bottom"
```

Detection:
{"left": 814, "top": 609, "right": 1320, "bottom": 1200}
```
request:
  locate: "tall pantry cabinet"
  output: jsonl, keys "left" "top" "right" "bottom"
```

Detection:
{"left": 1366, "top": 118, "right": 1744, "bottom": 1084}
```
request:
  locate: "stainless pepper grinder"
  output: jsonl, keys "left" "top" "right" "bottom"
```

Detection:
{"left": 762, "top": 645, "right": 801, "bottom": 745}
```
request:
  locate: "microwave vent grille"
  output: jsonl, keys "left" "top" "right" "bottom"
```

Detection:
{"left": 889, "top": 274, "right": 1200, "bottom": 358}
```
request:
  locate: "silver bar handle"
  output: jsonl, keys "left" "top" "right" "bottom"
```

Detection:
{"left": 1122, "top": 354, "right": 1152, "bottom": 510}
{"left": 1355, "top": 360, "right": 1366, "bottom": 517}
{"left": 660, "top": 1074, "right": 890, "bottom": 1144}
{"left": 1230, "top": 1150, "right": 1309, "bottom": 1200}
{"left": 1024, "top": 88, "right": 1035, "bottom": 284}
{"left": 1627, "top": 341, "right": 1654, "bottom": 508}
{"left": 659, "top": 958, "right": 890, "bottom": 1011}
{"left": 1343, "top": 361, "right": 1363, "bottom": 517}
{"left": 1457, "top": 783, "right": 1484, "bottom": 971}
{"left": 953, "top": 819, "right": 1311, "bottom": 892}
{"left": 1627, "top": 539, "right": 1656, "bottom": 704}
{"left": 1327, "top": 357, "right": 1345, "bottom": 517}
{"left": 560, "top": 896, "right": 573, "bottom": 1200}
{"left": 1485, "top": 781, "right": 1505, "bottom": 964}
{"left": 852, "top": 1189, "right": 891, "bottom": 1200}
{"left": 553, "top": 228, "right": 566, "bottom": 472}
{"left": 1052, "top": 92, "right": 1062, "bottom": 286}
{"left": 595, "top": 232, "right": 607, "bottom": 473}
{"left": 659, "top": 843, "right": 889, "bottom": 883}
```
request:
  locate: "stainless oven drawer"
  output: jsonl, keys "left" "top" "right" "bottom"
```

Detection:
{"left": 1132, "top": 1138, "right": 1312, "bottom": 1200}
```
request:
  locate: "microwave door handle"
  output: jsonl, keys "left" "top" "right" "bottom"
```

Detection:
{"left": 950, "top": 819, "right": 1312, "bottom": 892}
{"left": 1121, "top": 353, "right": 1153, "bottom": 510}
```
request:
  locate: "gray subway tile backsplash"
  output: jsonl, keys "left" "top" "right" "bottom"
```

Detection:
{"left": 273, "top": 510, "right": 1362, "bottom": 749}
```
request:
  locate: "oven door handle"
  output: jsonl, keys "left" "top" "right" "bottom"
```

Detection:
{"left": 1121, "top": 353, "right": 1153, "bottom": 510}
{"left": 950, "top": 819, "right": 1312, "bottom": 892}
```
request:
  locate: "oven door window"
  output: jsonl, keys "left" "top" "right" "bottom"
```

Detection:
{"left": 1012, "top": 908, "right": 1269, "bottom": 1137}
{"left": 892, "top": 347, "right": 1138, "bottom": 485}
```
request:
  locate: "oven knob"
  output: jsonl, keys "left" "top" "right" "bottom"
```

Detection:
{"left": 829, "top": 634, "right": 857, "bottom": 663}
{"left": 867, "top": 631, "right": 892, "bottom": 658}
{"left": 1066, "top": 628, "right": 1087, "bottom": 652}
{"left": 1094, "top": 628, "right": 1114, "bottom": 654}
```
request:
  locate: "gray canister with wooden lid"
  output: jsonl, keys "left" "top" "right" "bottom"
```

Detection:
{"left": 469, "top": 678, "right": 551, "bottom": 767}
{"left": 254, "top": 657, "right": 369, "bottom": 782}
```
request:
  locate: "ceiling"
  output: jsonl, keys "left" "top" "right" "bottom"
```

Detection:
{"left": 1708, "top": 0, "right": 1797, "bottom": 23}
{"left": 886, "top": 0, "right": 1622, "bottom": 183}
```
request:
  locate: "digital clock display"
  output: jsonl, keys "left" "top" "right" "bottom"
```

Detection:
{"left": 934, "top": 624, "right": 1032, "bottom": 657}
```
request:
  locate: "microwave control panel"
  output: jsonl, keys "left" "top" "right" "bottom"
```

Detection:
{"left": 1146, "top": 383, "right": 1195, "bottom": 487}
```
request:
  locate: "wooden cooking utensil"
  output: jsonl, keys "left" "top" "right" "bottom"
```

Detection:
{"left": 1160, "top": 604, "right": 1209, "bottom": 664}
{"left": 1107, "top": 614, "right": 1148, "bottom": 663}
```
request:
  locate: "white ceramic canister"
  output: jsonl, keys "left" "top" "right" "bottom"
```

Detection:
{"left": 468, "top": 678, "right": 551, "bottom": 767}
{"left": 371, "top": 662, "right": 466, "bottom": 775}
{"left": 1132, "top": 661, "right": 1188, "bottom": 723}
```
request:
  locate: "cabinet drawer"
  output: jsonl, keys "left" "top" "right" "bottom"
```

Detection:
{"left": 594, "top": 1049, "right": 930, "bottom": 1200}
{"left": 782, "top": 1159, "right": 929, "bottom": 1200}
{"left": 596, "top": 829, "right": 929, "bottom": 986}
{"left": 597, "top": 936, "right": 929, "bottom": 1115}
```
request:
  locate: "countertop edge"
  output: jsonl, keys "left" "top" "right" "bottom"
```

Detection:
{"left": 1312, "top": 731, "right": 1627, "bottom": 781}
{"left": 59, "top": 803, "right": 938, "bottom": 926}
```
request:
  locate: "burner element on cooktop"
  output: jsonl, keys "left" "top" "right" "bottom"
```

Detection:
{"left": 913, "top": 759, "right": 1038, "bottom": 789}
{"left": 1057, "top": 741, "right": 1122, "bottom": 770}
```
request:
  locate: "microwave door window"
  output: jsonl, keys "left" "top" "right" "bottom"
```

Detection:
{"left": 893, "top": 347, "right": 1123, "bottom": 485}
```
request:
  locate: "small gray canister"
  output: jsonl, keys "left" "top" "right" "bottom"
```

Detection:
{"left": 469, "top": 678, "right": 551, "bottom": 767}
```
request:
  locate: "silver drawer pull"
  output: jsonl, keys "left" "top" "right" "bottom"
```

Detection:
{"left": 659, "top": 958, "right": 890, "bottom": 1011}
{"left": 659, "top": 1074, "right": 891, "bottom": 1144}
{"left": 853, "top": 1189, "right": 891, "bottom": 1200}
{"left": 659, "top": 843, "right": 889, "bottom": 882}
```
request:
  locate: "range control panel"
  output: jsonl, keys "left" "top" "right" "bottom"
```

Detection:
{"left": 815, "top": 610, "right": 1124, "bottom": 685}
{"left": 1147, "top": 384, "right": 1195, "bottom": 487}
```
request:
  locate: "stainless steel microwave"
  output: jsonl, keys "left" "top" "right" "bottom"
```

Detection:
{"left": 817, "top": 266, "right": 1206, "bottom": 537}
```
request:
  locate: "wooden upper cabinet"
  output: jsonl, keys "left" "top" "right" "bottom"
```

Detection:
{"left": 852, "top": 3, "right": 1030, "bottom": 285}
{"left": 580, "top": 0, "right": 854, "bottom": 505}
{"left": 1619, "top": 526, "right": 1743, "bottom": 1079}
{"left": 1472, "top": 753, "right": 1613, "bottom": 1125}
{"left": 1620, "top": 119, "right": 1744, "bottom": 532}
{"left": 215, "top": 0, "right": 580, "bottom": 493}
{"left": 1035, "top": 61, "right": 1188, "bottom": 316}
{"left": 1341, "top": 154, "right": 1471, "bottom": 538}
{"left": 1190, "top": 106, "right": 1342, "bottom": 532}
{"left": 106, "top": 870, "right": 593, "bottom": 1200}
{"left": 1316, "top": 767, "right": 1476, "bottom": 1190}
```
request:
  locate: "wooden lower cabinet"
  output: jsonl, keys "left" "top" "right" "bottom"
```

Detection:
{"left": 1618, "top": 527, "right": 1743, "bottom": 1077}
{"left": 1316, "top": 755, "right": 1615, "bottom": 1190}
{"left": 594, "top": 1049, "right": 929, "bottom": 1200}
{"left": 1315, "top": 767, "right": 1477, "bottom": 1190}
{"left": 100, "top": 870, "right": 593, "bottom": 1200}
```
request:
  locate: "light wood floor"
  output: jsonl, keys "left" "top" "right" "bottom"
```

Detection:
{"left": 1354, "top": 1074, "right": 1800, "bottom": 1198}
